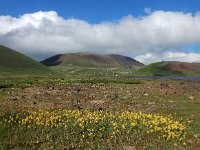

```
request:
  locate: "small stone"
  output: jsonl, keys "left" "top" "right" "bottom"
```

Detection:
{"left": 168, "top": 100, "right": 174, "bottom": 103}
{"left": 98, "top": 107, "right": 104, "bottom": 111}
{"left": 148, "top": 102, "right": 155, "bottom": 105}
{"left": 194, "top": 134, "right": 200, "bottom": 138}
{"left": 188, "top": 96, "right": 194, "bottom": 100}
{"left": 12, "top": 97, "right": 19, "bottom": 101}
{"left": 56, "top": 97, "right": 62, "bottom": 100}
{"left": 125, "top": 146, "right": 136, "bottom": 150}
{"left": 36, "top": 92, "right": 41, "bottom": 95}
{"left": 144, "top": 93, "right": 149, "bottom": 96}
{"left": 160, "top": 83, "right": 169, "bottom": 88}
{"left": 187, "top": 140, "right": 194, "bottom": 145}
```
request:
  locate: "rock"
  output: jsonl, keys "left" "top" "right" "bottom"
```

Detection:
{"left": 194, "top": 134, "right": 200, "bottom": 138}
{"left": 36, "top": 92, "right": 41, "bottom": 95}
{"left": 188, "top": 96, "right": 195, "bottom": 100}
{"left": 74, "top": 104, "right": 82, "bottom": 110}
{"left": 136, "top": 104, "right": 142, "bottom": 107}
{"left": 160, "top": 83, "right": 169, "bottom": 88}
{"left": 148, "top": 102, "right": 155, "bottom": 105}
{"left": 77, "top": 105, "right": 82, "bottom": 110}
{"left": 187, "top": 140, "right": 194, "bottom": 145}
{"left": 144, "top": 93, "right": 149, "bottom": 96}
{"left": 75, "top": 87, "right": 81, "bottom": 93}
{"left": 12, "top": 97, "right": 19, "bottom": 101}
{"left": 168, "top": 100, "right": 174, "bottom": 103}
{"left": 90, "top": 100, "right": 105, "bottom": 105}
{"left": 76, "top": 100, "right": 81, "bottom": 104}
{"left": 56, "top": 97, "right": 62, "bottom": 101}
{"left": 146, "top": 105, "right": 156, "bottom": 111}
{"left": 111, "top": 94, "right": 119, "bottom": 100}
{"left": 125, "top": 146, "right": 136, "bottom": 150}
{"left": 45, "top": 91, "right": 51, "bottom": 95}
{"left": 21, "top": 95, "right": 26, "bottom": 99}
{"left": 98, "top": 107, "right": 104, "bottom": 111}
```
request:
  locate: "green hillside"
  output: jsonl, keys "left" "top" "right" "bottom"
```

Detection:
{"left": 0, "top": 45, "right": 50, "bottom": 75}
{"left": 133, "top": 61, "right": 200, "bottom": 76}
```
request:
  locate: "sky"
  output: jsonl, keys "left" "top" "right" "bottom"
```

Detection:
{"left": 0, "top": 0, "right": 200, "bottom": 64}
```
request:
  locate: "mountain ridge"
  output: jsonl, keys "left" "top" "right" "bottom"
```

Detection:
{"left": 41, "top": 52, "right": 144, "bottom": 68}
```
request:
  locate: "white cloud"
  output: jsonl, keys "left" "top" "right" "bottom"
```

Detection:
{"left": 0, "top": 10, "right": 200, "bottom": 62}
{"left": 135, "top": 51, "right": 200, "bottom": 64}
{"left": 144, "top": 7, "right": 151, "bottom": 14}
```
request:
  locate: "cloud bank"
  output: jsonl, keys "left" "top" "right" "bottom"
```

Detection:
{"left": 0, "top": 10, "right": 200, "bottom": 63}
{"left": 135, "top": 51, "right": 200, "bottom": 64}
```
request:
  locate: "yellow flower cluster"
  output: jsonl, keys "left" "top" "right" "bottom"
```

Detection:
{"left": 1, "top": 110, "right": 186, "bottom": 142}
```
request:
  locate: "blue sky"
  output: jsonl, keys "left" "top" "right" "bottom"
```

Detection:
{"left": 0, "top": 0, "right": 199, "bottom": 23}
{"left": 0, "top": 0, "right": 200, "bottom": 63}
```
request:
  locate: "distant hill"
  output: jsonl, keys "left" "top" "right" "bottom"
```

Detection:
{"left": 0, "top": 45, "right": 50, "bottom": 75}
{"left": 133, "top": 61, "right": 200, "bottom": 76}
{"left": 41, "top": 53, "right": 144, "bottom": 68}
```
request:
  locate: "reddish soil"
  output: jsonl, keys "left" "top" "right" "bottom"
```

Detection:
{"left": 166, "top": 64, "right": 193, "bottom": 71}
{"left": 59, "top": 53, "right": 115, "bottom": 65}
{"left": 41, "top": 53, "right": 144, "bottom": 67}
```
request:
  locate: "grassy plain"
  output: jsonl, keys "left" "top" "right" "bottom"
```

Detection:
{"left": 0, "top": 67, "right": 200, "bottom": 149}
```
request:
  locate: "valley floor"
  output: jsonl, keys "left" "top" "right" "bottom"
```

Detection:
{"left": 0, "top": 74, "right": 200, "bottom": 149}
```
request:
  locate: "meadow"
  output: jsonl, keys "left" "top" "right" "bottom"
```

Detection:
{"left": 0, "top": 68, "right": 200, "bottom": 149}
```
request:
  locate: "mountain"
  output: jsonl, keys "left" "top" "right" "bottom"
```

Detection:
{"left": 0, "top": 45, "right": 50, "bottom": 74}
{"left": 133, "top": 61, "right": 200, "bottom": 76}
{"left": 41, "top": 53, "right": 144, "bottom": 68}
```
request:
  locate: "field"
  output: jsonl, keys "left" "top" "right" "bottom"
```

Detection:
{"left": 0, "top": 68, "right": 200, "bottom": 149}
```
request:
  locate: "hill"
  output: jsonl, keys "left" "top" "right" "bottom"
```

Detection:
{"left": 0, "top": 45, "right": 50, "bottom": 75}
{"left": 133, "top": 61, "right": 200, "bottom": 76}
{"left": 41, "top": 53, "right": 144, "bottom": 68}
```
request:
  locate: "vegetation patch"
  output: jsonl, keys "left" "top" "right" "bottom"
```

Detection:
{"left": 66, "top": 79, "right": 143, "bottom": 84}
{"left": 0, "top": 110, "right": 187, "bottom": 149}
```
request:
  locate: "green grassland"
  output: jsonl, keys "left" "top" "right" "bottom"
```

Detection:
{"left": 0, "top": 69, "right": 200, "bottom": 149}
{"left": 50, "top": 66, "right": 136, "bottom": 78}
